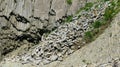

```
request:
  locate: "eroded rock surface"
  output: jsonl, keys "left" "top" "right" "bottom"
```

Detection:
{"left": 1, "top": 0, "right": 119, "bottom": 67}
{"left": 0, "top": 1, "right": 111, "bottom": 66}
{"left": 0, "top": 0, "right": 96, "bottom": 56}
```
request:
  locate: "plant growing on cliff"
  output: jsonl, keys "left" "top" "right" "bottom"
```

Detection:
{"left": 104, "top": 0, "right": 120, "bottom": 21}
{"left": 103, "top": 0, "right": 110, "bottom": 2}
{"left": 76, "top": 2, "right": 93, "bottom": 14}
{"left": 84, "top": 2, "right": 94, "bottom": 11}
{"left": 64, "top": 15, "right": 73, "bottom": 23}
{"left": 104, "top": 3, "right": 115, "bottom": 21}
{"left": 92, "top": 21, "right": 102, "bottom": 28}
{"left": 66, "top": 0, "right": 72, "bottom": 5}
{"left": 84, "top": 31, "right": 93, "bottom": 42}
{"left": 84, "top": 0, "right": 120, "bottom": 43}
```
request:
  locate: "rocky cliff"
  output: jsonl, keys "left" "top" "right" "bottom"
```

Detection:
{"left": 0, "top": 0, "right": 96, "bottom": 56}
{"left": 0, "top": 0, "right": 120, "bottom": 67}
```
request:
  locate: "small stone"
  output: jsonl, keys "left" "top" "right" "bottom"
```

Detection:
{"left": 42, "top": 59, "right": 50, "bottom": 65}
{"left": 58, "top": 57, "right": 63, "bottom": 61}
{"left": 16, "top": 22, "right": 30, "bottom": 31}
{"left": 49, "top": 9, "right": 56, "bottom": 16}
{"left": 34, "top": 59, "right": 42, "bottom": 65}
{"left": 71, "top": 46, "right": 76, "bottom": 49}
{"left": 57, "top": 53, "right": 62, "bottom": 57}
{"left": 50, "top": 55, "right": 58, "bottom": 61}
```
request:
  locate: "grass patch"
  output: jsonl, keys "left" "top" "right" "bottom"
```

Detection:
{"left": 92, "top": 21, "right": 102, "bottom": 28}
{"left": 76, "top": 2, "right": 93, "bottom": 14}
{"left": 104, "top": 0, "right": 120, "bottom": 21}
{"left": 103, "top": 0, "right": 110, "bottom": 2}
{"left": 84, "top": 0, "right": 120, "bottom": 43}
{"left": 84, "top": 2, "right": 94, "bottom": 11}
{"left": 66, "top": 0, "right": 72, "bottom": 5}
{"left": 64, "top": 15, "right": 73, "bottom": 23}
{"left": 84, "top": 31, "right": 94, "bottom": 42}
{"left": 104, "top": 2, "right": 115, "bottom": 21}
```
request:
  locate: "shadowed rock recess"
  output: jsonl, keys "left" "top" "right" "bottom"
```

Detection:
{"left": 0, "top": 0, "right": 120, "bottom": 67}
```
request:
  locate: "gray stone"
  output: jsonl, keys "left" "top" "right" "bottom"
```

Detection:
{"left": 13, "top": 0, "right": 33, "bottom": 19}
{"left": 50, "top": 55, "right": 58, "bottom": 61}
{"left": 0, "top": 17, "right": 10, "bottom": 30}
{"left": 31, "top": 20, "right": 43, "bottom": 29}
{"left": 42, "top": 59, "right": 50, "bottom": 65}
{"left": 33, "top": 0, "right": 51, "bottom": 20}
{"left": 51, "top": 0, "right": 67, "bottom": 20}
{"left": 67, "top": 0, "right": 85, "bottom": 15}
{"left": 10, "top": 16, "right": 30, "bottom": 32}
{"left": 0, "top": 0, "right": 16, "bottom": 17}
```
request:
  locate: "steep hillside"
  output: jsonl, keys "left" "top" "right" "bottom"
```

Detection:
{"left": 0, "top": 9, "right": 120, "bottom": 67}
{"left": 46, "top": 12, "right": 120, "bottom": 67}
{"left": 0, "top": 0, "right": 120, "bottom": 67}
{"left": 0, "top": 0, "right": 96, "bottom": 57}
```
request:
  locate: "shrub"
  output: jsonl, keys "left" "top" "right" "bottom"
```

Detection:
{"left": 76, "top": 2, "right": 93, "bottom": 14}
{"left": 92, "top": 21, "right": 102, "bottom": 28}
{"left": 103, "top": 0, "right": 110, "bottom": 2}
{"left": 84, "top": 2, "right": 93, "bottom": 11}
{"left": 85, "top": 31, "right": 93, "bottom": 39}
{"left": 84, "top": 31, "right": 93, "bottom": 42}
{"left": 104, "top": 1, "right": 116, "bottom": 21}
{"left": 64, "top": 15, "right": 73, "bottom": 23}
{"left": 66, "top": 0, "right": 72, "bottom": 5}
{"left": 104, "top": 7, "right": 114, "bottom": 20}
{"left": 83, "top": 0, "right": 120, "bottom": 43}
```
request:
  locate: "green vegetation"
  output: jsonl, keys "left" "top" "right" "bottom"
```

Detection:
{"left": 76, "top": 2, "right": 93, "bottom": 14}
{"left": 104, "top": 2, "right": 115, "bottom": 21}
{"left": 64, "top": 2, "right": 94, "bottom": 23}
{"left": 105, "top": 0, "right": 109, "bottom": 1}
{"left": 92, "top": 21, "right": 102, "bottom": 28}
{"left": 82, "top": 59, "right": 87, "bottom": 63}
{"left": 65, "top": 2, "right": 93, "bottom": 23}
{"left": 104, "top": 0, "right": 120, "bottom": 21}
{"left": 84, "top": 28, "right": 101, "bottom": 42}
{"left": 82, "top": 59, "right": 91, "bottom": 65}
{"left": 64, "top": 15, "right": 73, "bottom": 23}
{"left": 84, "top": 0, "right": 120, "bottom": 43}
{"left": 84, "top": 31, "right": 93, "bottom": 42}
{"left": 84, "top": 2, "right": 94, "bottom": 11}
{"left": 65, "top": 0, "right": 120, "bottom": 42}
{"left": 66, "top": 0, "right": 72, "bottom": 5}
